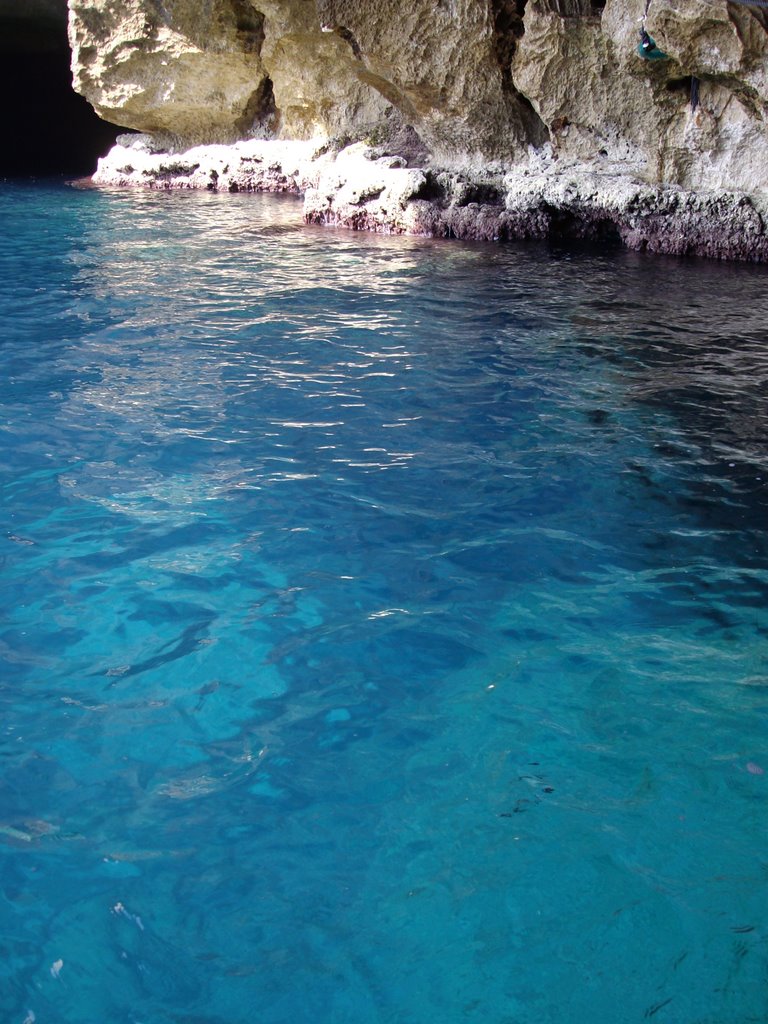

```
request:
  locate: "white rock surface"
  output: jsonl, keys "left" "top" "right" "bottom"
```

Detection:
{"left": 92, "top": 134, "right": 329, "bottom": 192}
{"left": 91, "top": 136, "right": 768, "bottom": 260}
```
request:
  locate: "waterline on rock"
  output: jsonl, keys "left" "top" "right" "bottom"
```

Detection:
{"left": 91, "top": 136, "right": 768, "bottom": 261}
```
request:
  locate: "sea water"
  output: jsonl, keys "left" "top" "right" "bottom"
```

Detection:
{"left": 0, "top": 181, "right": 766, "bottom": 1024}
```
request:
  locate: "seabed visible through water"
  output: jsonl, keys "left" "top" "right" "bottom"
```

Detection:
{"left": 0, "top": 182, "right": 767, "bottom": 1024}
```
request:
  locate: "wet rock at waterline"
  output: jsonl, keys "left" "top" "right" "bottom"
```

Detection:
{"left": 93, "top": 136, "right": 768, "bottom": 261}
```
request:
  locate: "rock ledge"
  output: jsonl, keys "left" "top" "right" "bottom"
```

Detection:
{"left": 91, "top": 137, "right": 768, "bottom": 262}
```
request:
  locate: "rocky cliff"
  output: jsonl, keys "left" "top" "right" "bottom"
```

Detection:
{"left": 68, "top": 0, "right": 768, "bottom": 259}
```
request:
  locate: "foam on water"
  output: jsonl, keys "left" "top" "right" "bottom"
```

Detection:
{"left": 1, "top": 182, "right": 767, "bottom": 1024}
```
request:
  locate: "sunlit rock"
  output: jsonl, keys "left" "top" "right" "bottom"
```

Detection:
{"left": 69, "top": 0, "right": 768, "bottom": 258}
{"left": 92, "top": 133, "right": 327, "bottom": 191}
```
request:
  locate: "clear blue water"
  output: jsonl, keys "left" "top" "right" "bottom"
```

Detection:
{"left": 1, "top": 181, "right": 767, "bottom": 1024}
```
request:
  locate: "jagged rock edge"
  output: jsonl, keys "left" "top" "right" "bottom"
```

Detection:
{"left": 92, "top": 136, "right": 768, "bottom": 262}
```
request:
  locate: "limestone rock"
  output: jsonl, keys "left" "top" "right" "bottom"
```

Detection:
{"left": 68, "top": 0, "right": 393, "bottom": 148}
{"left": 69, "top": 0, "right": 768, "bottom": 258}
{"left": 87, "top": 128, "right": 768, "bottom": 259}
{"left": 69, "top": 0, "right": 768, "bottom": 190}
{"left": 256, "top": 0, "right": 392, "bottom": 142}
{"left": 513, "top": 0, "right": 768, "bottom": 192}
{"left": 91, "top": 133, "right": 326, "bottom": 191}
{"left": 68, "top": 0, "right": 272, "bottom": 145}
{"left": 305, "top": 143, "right": 768, "bottom": 259}
{"left": 313, "top": 0, "right": 549, "bottom": 165}
{"left": 304, "top": 142, "right": 431, "bottom": 231}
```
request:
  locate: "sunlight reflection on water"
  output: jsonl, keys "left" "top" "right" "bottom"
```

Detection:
{"left": 0, "top": 183, "right": 767, "bottom": 1024}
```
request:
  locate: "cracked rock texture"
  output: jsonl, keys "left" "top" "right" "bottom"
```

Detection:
{"left": 70, "top": 0, "right": 768, "bottom": 188}
{"left": 303, "top": 145, "right": 768, "bottom": 260}
{"left": 68, "top": 0, "right": 391, "bottom": 147}
{"left": 70, "top": 0, "right": 768, "bottom": 257}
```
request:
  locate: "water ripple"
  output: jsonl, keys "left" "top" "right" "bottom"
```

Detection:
{"left": 1, "top": 183, "right": 767, "bottom": 1024}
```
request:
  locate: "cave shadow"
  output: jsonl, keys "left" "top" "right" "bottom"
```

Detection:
{"left": 1, "top": 18, "right": 122, "bottom": 178}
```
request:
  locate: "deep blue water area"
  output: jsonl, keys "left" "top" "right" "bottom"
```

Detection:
{"left": 1, "top": 180, "right": 767, "bottom": 1024}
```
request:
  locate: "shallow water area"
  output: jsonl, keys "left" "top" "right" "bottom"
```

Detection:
{"left": 1, "top": 180, "right": 767, "bottom": 1024}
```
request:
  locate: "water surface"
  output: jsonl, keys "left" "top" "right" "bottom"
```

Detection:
{"left": 1, "top": 182, "right": 767, "bottom": 1024}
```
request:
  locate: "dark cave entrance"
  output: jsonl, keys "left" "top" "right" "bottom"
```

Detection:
{"left": 0, "top": 3, "right": 123, "bottom": 178}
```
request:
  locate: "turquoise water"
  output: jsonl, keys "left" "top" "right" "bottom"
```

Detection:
{"left": 1, "top": 181, "right": 767, "bottom": 1024}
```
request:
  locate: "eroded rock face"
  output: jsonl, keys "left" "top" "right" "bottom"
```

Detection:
{"left": 256, "top": 0, "right": 391, "bottom": 142}
{"left": 303, "top": 145, "right": 768, "bottom": 260}
{"left": 91, "top": 132, "right": 327, "bottom": 191}
{"left": 70, "top": 0, "right": 768, "bottom": 257}
{"left": 514, "top": 0, "right": 768, "bottom": 192}
{"left": 313, "top": 0, "right": 549, "bottom": 165}
{"left": 68, "top": 0, "right": 547, "bottom": 160}
{"left": 67, "top": 0, "right": 393, "bottom": 147}
{"left": 68, "top": 0, "right": 272, "bottom": 145}
{"left": 92, "top": 133, "right": 768, "bottom": 260}
{"left": 69, "top": 0, "right": 768, "bottom": 191}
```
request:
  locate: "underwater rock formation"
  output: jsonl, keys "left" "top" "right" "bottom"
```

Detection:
{"left": 69, "top": 0, "right": 768, "bottom": 258}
